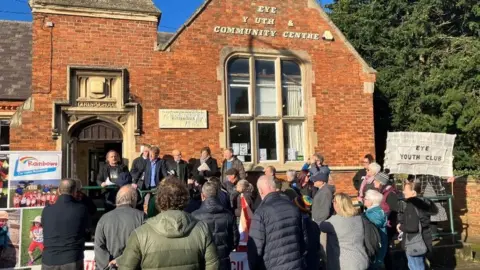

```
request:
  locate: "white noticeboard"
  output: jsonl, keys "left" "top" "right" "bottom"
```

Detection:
{"left": 232, "top": 143, "right": 240, "bottom": 155}
{"left": 259, "top": 149, "right": 267, "bottom": 161}
{"left": 288, "top": 148, "right": 297, "bottom": 161}
{"left": 383, "top": 132, "right": 456, "bottom": 177}
{"left": 239, "top": 144, "right": 249, "bottom": 156}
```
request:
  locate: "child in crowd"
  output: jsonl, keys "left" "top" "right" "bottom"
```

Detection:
{"left": 397, "top": 182, "right": 437, "bottom": 270}
{"left": 28, "top": 216, "right": 44, "bottom": 266}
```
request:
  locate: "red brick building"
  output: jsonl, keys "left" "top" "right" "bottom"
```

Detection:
{"left": 5, "top": 0, "right": 376, "bottom": 193}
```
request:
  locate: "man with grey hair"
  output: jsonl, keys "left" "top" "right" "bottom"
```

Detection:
{"left": 42, "top": 179, "right": 90, "bottom": 270}
{"left": 94, "top": 185, "right": 145, "bottom": 269}
{"left": 363, "top": 189, "right": 388, "bottom": 268}
{"left": 247, "top": 175, "right": 307, "bottom": 270}
{"left": 192, "top": 182, "right": 239, "bottom": 270}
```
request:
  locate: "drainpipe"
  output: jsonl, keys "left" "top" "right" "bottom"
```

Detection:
{"left": 66, "top": 139, "right": 75, "bottom": 178}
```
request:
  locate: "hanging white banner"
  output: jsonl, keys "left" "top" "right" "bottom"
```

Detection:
{"left": 384, "top": 132, "right": 456, "bottom": 177}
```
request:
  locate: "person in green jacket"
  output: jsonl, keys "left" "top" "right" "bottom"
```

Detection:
{"left": 119, "top": 177, "right": 219, "bottom": 270}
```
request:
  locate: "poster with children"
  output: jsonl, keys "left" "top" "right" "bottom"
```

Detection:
{"left": 0, "top": 209, "right": 21, "bottom": 269}
{"left": 0, "top": 152, "right": 10, "bottom": 209}
{"left": 8, "top": 152, "right": 62, "bottom": 209}
{"left": 20, "top": 208, "right": 43, "bottom": 267}
{"left": 9, "top": 180, "right": 60, "bottom": 209}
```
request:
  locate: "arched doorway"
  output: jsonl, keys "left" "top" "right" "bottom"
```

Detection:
{"left": 69, "top": 120, "right": 123, "bottom": 192}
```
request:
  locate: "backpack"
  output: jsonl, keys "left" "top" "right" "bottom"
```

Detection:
{"left": 381, "top": 185, "right": 399, "bottom": 214}
{"left": 362, "top": 215, "right": 381, "bottom": 261}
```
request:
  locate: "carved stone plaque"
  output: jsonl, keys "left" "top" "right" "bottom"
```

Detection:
{"left": 73, "top": 70, "right": 122, "bottom": 109}
{"left": 159, "top": 109, "right": 207, "bottom": 129}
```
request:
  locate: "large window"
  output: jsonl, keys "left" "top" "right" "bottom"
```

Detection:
{"left": 227, "top": 56, "right": 305, "bottom": 163}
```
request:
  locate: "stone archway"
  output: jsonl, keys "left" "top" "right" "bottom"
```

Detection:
{"left": 67, "top": 119, "right": 124, "bottom": 189}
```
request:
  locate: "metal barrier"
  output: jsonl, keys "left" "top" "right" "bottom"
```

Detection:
{"left": 426, "top": 195, "right": 456, "bottom": 240}
{"left": 80, "top": 186, "right": 154, "bottom": 212}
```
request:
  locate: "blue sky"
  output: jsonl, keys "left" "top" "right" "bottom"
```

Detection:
{"left": 0, "top": 0, "right": 332, "bottom": 32}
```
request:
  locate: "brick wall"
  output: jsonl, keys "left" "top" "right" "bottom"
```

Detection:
{"left": 10, "top": 0, "right": 375, "bottom": 189}
{"left": 452, "top": 176, "right": 480, "bottom": 242}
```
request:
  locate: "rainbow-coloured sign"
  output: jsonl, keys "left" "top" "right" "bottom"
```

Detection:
{"left": 10, "top": 153, "right": 61, "bottom": 180}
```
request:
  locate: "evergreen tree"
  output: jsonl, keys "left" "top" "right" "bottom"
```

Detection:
{"left": 325, "top": 0, "right": 480, "bottom": 169}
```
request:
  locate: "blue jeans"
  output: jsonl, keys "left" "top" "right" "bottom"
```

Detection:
{"left": 406, "top": 254, "right": 425, "bottom": 270}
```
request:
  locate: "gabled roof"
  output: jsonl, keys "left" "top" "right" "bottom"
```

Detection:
{"left": 0, "top": 21, "right": 32, "bottom": 101}
{"left": 30, "top": 0, "right": 161, "bottom": 16}
{"left": 158, "top": 0, "right": 376, "bottom": 74}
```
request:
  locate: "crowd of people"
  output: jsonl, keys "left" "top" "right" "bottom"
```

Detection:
{"left": 34, "top": 145, "right": 453, "bottom": 270}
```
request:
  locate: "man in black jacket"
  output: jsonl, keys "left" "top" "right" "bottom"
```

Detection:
{"left": 165, "top": 149, "right": 190, "bottom": 184}
{"left": 41, "top": 179, "right": 90, "bottom": 270}
{"left": 192, "top": 182, "right": 239, "bottom": 270}
{"left": 130, "top": 144, "right": 150, "bottom": 188}
{"left": 247, "top": 175, "right": 307, "bottom": 270}
{"left": 142, "top": 146, "right": 167, "bottom": 190}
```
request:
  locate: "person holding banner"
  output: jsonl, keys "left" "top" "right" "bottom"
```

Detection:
{"left": 397, "top": 181, "right": 437, "bottom": 270}
{"left": 192, "top": 182, "right": 239, "bottom": 270}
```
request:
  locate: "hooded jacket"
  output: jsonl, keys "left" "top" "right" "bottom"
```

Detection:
{"left": 192, "top": 197, "right": 239, "bottom": 270}
{"left": 399, "top": 197, "right": 438, "bottom": 254}
{"left": 119, "top": 210, "right": 219, "bottom": 270}
{"left": 364, "top": 206, "right": 388, "bottom": 265}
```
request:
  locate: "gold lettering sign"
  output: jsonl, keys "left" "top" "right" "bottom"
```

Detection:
{"left": 159, "top": 109, "right": 208, "bottom": 129}
{"left": 213, "top": 5, "right": 325, "bottom": 41}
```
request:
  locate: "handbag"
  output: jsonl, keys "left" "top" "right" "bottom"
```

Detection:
{"left": 405, "top": 208, "right": 427, "bottom": 256}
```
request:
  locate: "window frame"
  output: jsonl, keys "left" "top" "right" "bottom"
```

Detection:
{"left": 226, "top": 54, "right": 307, "bottom": 166}
{"left": 228, "top": 84, "right": 252, "bottom": 117}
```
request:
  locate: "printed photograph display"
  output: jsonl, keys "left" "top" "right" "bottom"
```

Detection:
{"left": 20, "top": 208, "right": 44, "bottom": 267}
{"left": 0, "top": 153, "right": 10, "bottom": 208}
{"left": 9, "top": 180, "right": 60, "bottom": 209}
{"left": 0, "top": 209, "right": 21, "bottom": 269}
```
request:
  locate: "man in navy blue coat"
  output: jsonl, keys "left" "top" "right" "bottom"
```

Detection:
{"left": 247, "top": 175, "right": 307, "bottom": 270}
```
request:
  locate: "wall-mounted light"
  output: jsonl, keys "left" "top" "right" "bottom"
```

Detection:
{"left": 322, "top": 30, "right": 334, "bottom": 41}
